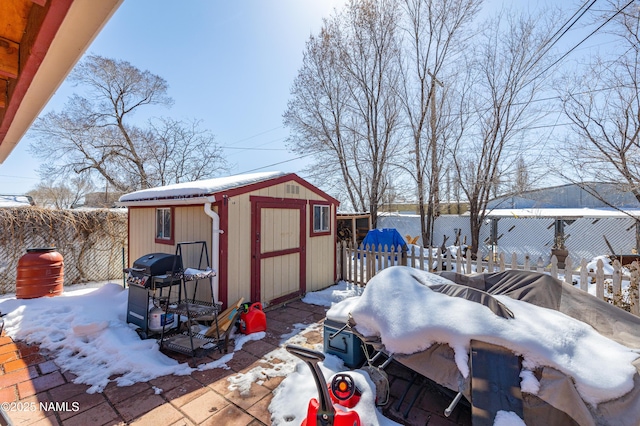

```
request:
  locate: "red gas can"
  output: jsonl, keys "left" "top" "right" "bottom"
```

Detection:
{"left": 239, "top": 302, "right": 267, "bottom": 334}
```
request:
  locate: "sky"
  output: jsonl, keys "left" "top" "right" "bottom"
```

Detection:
{"left": 0, "top": 0, "right": 614, "bottom": 196}
{"left": 0, "top": 0, "right": 347, "bottom": 195}
{"left": 0, "top": 265, "right": 637, "bottom": 424}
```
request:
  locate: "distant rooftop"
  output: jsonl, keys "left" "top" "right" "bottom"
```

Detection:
{"left": 0, "top": 195, "right": 33, "bottom": 208}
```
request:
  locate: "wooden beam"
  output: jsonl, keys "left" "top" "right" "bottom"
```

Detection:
{"left": 0, "top": 0, "right": 73, "bottom": 143}
{"left": 0, "top": 79, "right": 7, "bottom": 108}
{"left": 0, "top": 37, "right": 19, "bottom": 79}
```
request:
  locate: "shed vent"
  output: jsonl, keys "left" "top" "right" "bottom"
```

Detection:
{"left": 286, "top": 184, "right": 300, "bottom": 195}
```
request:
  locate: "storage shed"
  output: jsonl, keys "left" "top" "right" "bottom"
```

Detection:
{"left": 118, "top": 172, "right": 339, "bottom": 308}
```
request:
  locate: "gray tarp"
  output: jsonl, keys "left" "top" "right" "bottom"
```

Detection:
{"left": 350, "top": 269, "right": 640, "bottom": 426}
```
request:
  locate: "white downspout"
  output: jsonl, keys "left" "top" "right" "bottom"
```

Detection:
{"left": 204, "top": 197, "right": 223, "bottom": 304}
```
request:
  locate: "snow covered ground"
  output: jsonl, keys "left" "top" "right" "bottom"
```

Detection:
{"left": 0, "top": 268, "right": 638, "bottom": 425}
{"left": 0, "top": 280, "right": 377, "bottom": 423}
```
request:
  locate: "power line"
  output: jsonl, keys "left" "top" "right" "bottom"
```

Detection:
{"left": 220, "top": 146, "right": 287, "bottom": 151}
{"left": 0, "top": 174, "right": 39, "bottom": 180}
{"left": 525, "top": 0, "right": 598, "bottom": 77}
{"left": 533, "top": 0, "right": 636, "bottom": 81}
{"left": 225, "top": 125, "right": 284, "bottom": 146}
{"left": 239, "top": 153, "right": 316, "bottom": 174}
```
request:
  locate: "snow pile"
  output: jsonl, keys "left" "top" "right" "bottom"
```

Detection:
{"left": 270, "top": 353, "right": 400, "bottom": 426}
{"left": 341, "top": 266, "right": 639, "bottom": 406}
{"left": 0, "top": 284, "right": 194, "bottom": 393}
{"left": 301, "top": 280, "right": 363, "bottom": 307}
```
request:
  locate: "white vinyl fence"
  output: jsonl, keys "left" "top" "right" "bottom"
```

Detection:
{"left": 336, "top": 242, "right": 640, "bottom": 317}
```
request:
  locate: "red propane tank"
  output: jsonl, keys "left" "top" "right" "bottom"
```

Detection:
{"left": 16, "top": 248, "right": 64, "bottom": 299}
{"left": 239, "top": 302, "right": 267, "bottom": 334}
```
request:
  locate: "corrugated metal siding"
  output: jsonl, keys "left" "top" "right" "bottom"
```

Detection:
{"left": 378, "top": 214, "right": 638, "bottom": 265}
{"left": 565, "top": 217, "right": 636, "bottom": 262}
{"left": 378, "top": 214, "right": 473, "bottom": 248}
{"left": 489, "top": 217, "right": 553, "bottom": 264}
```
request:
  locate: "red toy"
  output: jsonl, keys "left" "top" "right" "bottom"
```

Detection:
{"left": 329, "top": 374, "right": 361, "bottom": 408}
{"left": 285, "top": 345, "right": 361, "bottom": 426}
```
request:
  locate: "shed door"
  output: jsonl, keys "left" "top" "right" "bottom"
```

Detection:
{"left": 251, "top": 197, "right": 306, "bottom": 304}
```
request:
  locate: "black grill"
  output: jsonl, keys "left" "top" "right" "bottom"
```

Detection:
{"left": 126, "top": 252, "right": 183, "bottom": 335}
{"left": 125, "top": 253, "right": 182, "bottom": 288}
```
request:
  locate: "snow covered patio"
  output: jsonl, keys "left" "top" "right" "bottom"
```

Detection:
{"left": 3, "top": 266, "right": 637, "bottom": 424}
{"left": 0, "top": 291, "right": 468, "bottom": 426}
{"left": 0, "top": 298, "right": 325, "bottom": 425}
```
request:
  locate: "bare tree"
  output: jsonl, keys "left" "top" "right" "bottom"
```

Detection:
{"left": 29, "top": 55, "right": 228, "bottom": 192}
{"left": 284, "top": 0, "right": 403, "bottom": 226}
{"left": 26, "top": 177, "right": 94, "bottom": 209}
{"left": 557, "top": 0, "right": 640, "bottom": 210}
{"left": 511, "top": 156, "right": 531, "bottom": 194}
{"left": 145, "top": 117, "right": 229, "bottom": 186}
{"left": 450, "top": 9, "right": 558, "bottom": 254}
{"left": 397, "top": 0, "right": 482, "bottom": 246}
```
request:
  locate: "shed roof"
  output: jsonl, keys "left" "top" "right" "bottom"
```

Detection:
{"left": 118, "top": 171, "right": 340, "bottom": 207}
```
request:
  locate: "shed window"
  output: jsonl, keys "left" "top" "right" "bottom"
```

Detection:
{"left": 313, "top": 204, "right": 330, "bottom": 234}
{"left": 156, "top": 208, "right": 173, "bottom": 243}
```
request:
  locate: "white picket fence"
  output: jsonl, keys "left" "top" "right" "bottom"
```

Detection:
{"left": 336, "top": 242, "right": 640, "bottom": 316}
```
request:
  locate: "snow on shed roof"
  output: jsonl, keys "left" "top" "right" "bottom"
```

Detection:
{"left": 118, "top": 171, "right": 287, "bottom": 204}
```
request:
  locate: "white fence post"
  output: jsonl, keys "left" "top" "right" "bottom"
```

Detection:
{"left": 564, "top": 257, "right": 573, "bottom": 284}
{"left": 630, "top": 261, "right": 639, "bottom": 316}
{"left": 580, "top": 258, "right": 588, "bottom": 291}
{"left": 550, "top": 255, "right": 558, "bottom": 279}
{"left": 596, "top": 258, "right": 605, "bottom": 301}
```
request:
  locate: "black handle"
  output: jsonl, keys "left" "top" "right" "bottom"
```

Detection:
{"left": 328, "top": 337, "right": 348, "bottom": 354}
{"left": 285, "top": 344, "right": 335, "bottom": 425}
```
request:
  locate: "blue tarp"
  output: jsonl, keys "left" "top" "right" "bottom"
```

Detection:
{"left": 362, "top": 228, "right": 407, "bottom": 250}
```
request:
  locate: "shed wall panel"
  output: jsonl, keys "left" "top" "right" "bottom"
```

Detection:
{"left": 261, "top": 208, "right": 299, "bottom": 253}
{"left": 261, "top": 253, "right": 300, "bottom": 301}
{"left": 128, "top": 206, "right": 212, "bottom": 268}
{"left": 306, "top": 235, "right": 334, "bottom": 291}
{"left": 225, "top": 194, "right": 250, "bottom": 305}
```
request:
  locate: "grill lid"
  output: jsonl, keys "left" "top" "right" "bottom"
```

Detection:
{"left": 131, "top": 253, "right": 182, "bottom": 276}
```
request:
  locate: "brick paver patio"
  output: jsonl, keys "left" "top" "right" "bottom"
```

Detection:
{"left": 0, "top": 299, "right": 470, "bottom": 425}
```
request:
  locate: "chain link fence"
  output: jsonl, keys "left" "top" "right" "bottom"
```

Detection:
{"left": 0, "top": 207, "right": 128, "bottom": 294}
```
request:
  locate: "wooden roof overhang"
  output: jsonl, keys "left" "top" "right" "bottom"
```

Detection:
{"left": 0, "top": 0, "right": 122, "bottom": 164}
